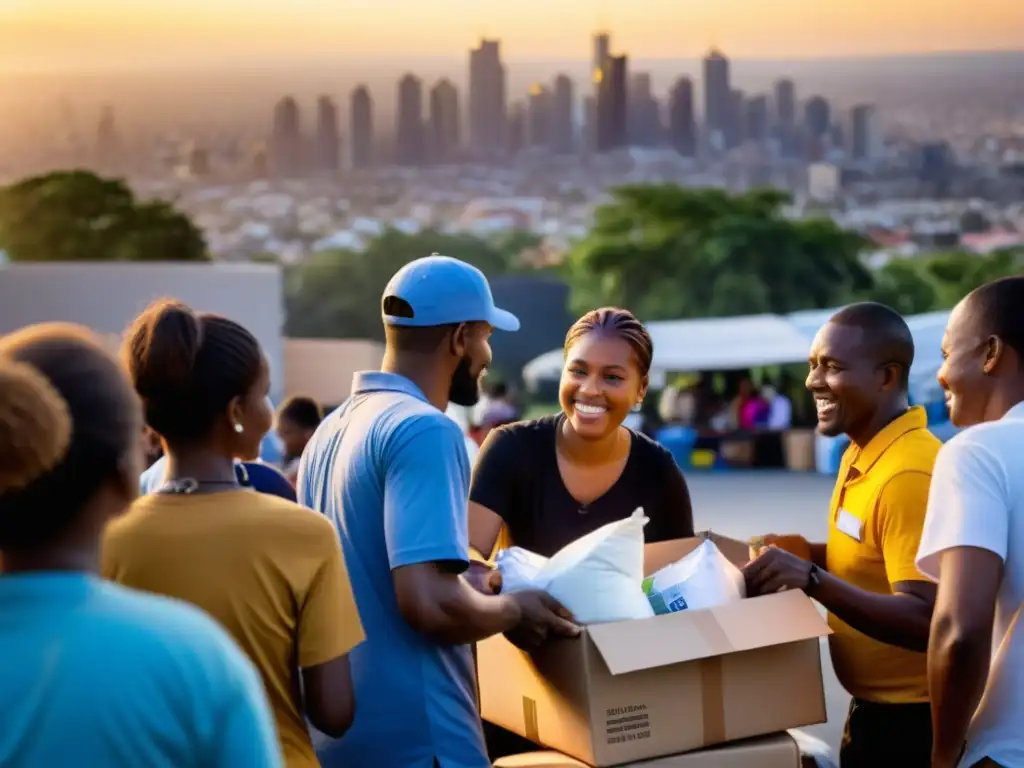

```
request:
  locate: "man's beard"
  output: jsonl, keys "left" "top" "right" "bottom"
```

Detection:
{"left": 449, "top": 356, "right": 482, "bottom": 407}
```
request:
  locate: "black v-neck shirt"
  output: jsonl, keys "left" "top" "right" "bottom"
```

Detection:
{"left": 469, "top": 414, "right": 694, "bottom": 558}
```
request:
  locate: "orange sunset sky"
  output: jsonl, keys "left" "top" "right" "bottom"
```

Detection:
{"left": 0, "top": 0, "right": 1021, "bottom": 71}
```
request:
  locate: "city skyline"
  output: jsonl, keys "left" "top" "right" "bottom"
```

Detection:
{"left": 1, "top": 0, "right": 1022, "bottom": 72}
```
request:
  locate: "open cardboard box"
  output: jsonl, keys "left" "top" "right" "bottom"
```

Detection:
{"left": 492, "top": 731, "right": 802, "bottom": 768}
{"left": 478, "top": 534, "right": 831, "bottom": 767}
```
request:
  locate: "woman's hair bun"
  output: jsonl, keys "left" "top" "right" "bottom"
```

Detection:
{"left": 124, "top": 298, "right": 204, "bottom": 399}
{"left": 0, "top": 360, "right": 73, "bottom": 494}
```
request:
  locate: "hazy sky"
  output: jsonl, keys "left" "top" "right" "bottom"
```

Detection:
{"left": 1, "top": 0, "right": 1021, "bottom": 71}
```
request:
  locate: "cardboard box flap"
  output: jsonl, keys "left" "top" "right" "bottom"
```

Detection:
{"left": 587, "top": 589, "right": 831, "bottom": 675}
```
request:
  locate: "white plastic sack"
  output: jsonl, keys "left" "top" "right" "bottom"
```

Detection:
{"left": 788, "top": 729, "right": 839, "bottom": 768}
{"left": 494, "top": 508, "right": 654, "bottom": 625}
{"left": 537, "top": 508, "right": 654, "bottom": 625}
{"left": 642, "top": 538, "right": 746, "bottom": 614}
{"left": 494, "top": 547, "right": 549, "bottom": 594}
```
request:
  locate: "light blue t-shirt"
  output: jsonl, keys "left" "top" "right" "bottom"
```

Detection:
{"left": 298, "top": 372, "right": 487, "bottom": 768}
{"left": 0, "top": 573, "right": 281, "bottom": 768}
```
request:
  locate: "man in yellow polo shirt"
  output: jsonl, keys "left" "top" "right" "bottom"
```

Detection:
{"left": 744, "top": 302, "right": 940, "bottom": 768}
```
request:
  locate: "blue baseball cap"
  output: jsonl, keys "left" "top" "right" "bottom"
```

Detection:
{"left": 381, "top": 254, "right": 520, "bottom": 331}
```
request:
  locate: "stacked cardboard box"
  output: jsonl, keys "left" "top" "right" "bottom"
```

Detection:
{"left": 478, "top": 535, "right": 831, "bottom": 767}
{"left": 493, "top": 732, "right": 802, "bottom": 767}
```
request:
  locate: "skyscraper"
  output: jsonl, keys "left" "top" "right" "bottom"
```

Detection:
{"left": 468, "top": 39, "right": 507, "bottom": 160}
{"left": 526, "top": 84, "right": 551, "bottom": 149}
{"left": 315, "top": 95, "right": 340, "bottom": 172}
{"left": 773, "top": 79, "right": 796, "bottom": 129}
{"left": 850, "top": 104, "right": 882, "bottom": 162}
{"left": 429, "top": 78, "right": 460, "bottom": 163}
{"left": 804, "top": 96, "right": 831, "bottom": 139}
{"left": 596, "top": 54, "right": 627, "bottom": 152}
{"left": 350, "top": 85, "right": 374, "bottom": 170}
{"left": 702, "top": 49, "right": 732, "bottom": 153}
{"left": 745, "top": 95, "right": 769, "bottom": 144}
{"left": 628, "top": 72, "right": 660, "bottom": 147}
{"left": 667, "top": 77, "right": 697, "bottom": 157}
{"left": 551, "top": 74, "right": 574, "bottom": 155}
{"left": 507, "top": 101, "right": 526, "bottom": 156}
{"left": 592, "top": 32, "right": 611, "bottom": 83}
{"left": 396, "top": 74, "right": 425, "bottom": 167}
{"left": 271, "top": 96, "right": 303, "bottom": 177}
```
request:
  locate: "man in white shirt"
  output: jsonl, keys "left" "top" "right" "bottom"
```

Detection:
{"left": 763, "top": 385, "right": 793, "bottom": 430}
{"left": 916, "top": 276, "right": 1024, "bottom": 768}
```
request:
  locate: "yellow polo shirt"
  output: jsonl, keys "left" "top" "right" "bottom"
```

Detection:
{"left": 825, "top": 406, "right": 940, "bottom": 704}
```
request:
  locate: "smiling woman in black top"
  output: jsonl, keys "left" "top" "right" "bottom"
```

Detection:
{"left": 469, "top": 307, "right": 694, "bottom": 561}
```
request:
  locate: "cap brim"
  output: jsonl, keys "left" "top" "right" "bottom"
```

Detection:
{"left": 489, "top": 307, "right": 520, "bottom": 332}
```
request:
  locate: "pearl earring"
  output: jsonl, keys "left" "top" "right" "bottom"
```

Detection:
{"left": 233, "top": 423, "right": 244, "bottom": 434}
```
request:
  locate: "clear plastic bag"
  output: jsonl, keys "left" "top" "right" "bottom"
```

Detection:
{"left": 642, "top": 537, "right": 746, "bottom": 614}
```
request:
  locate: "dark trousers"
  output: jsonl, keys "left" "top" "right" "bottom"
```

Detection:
{"left": 840, "top": 699, "right": 932, "bottom": 768}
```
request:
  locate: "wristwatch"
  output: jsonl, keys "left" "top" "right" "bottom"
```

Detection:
{"left": 805, "top": 563, "right": 821, "bottom": 593}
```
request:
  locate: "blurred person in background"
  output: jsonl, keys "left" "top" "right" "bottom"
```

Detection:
{"left": 275, "top": 395, "right": 323, "bottom": 484}
{"left": 0, "top": 323, "right": 280, "bottom": 768}
{"left": 142, "top": 425, "right": 163, "bottom": 467}
{"left": 467, "top": 307, "right": 694, "bottom": 759}
{"left": 299, "top": 256, "right": 578, "bottom": 768}
{"left": 103, "top": 299, "right": 364, "bottom": 767}
{"left": 916, "top": 277, "right": 1024, "bottom": 768}
{"left": 744, "top": 303, "right": 939, "bottom": 768}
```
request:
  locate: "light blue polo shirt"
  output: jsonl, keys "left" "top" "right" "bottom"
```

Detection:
{"left": 298, "top": 371, "right": 487, "bottom": 768}
{"left": 0, "top": 573, "right": 280, "bottom": 768}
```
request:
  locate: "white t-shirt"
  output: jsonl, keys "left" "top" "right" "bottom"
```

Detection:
{"left": 767, "top": 395, "right": 793, "bottom": 430}
{"left": 916, "top": 401, "right": 1024, "bottom": 768}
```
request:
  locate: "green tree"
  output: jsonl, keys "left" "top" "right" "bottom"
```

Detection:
{"left": 284, "top": 228, "right": 515, "bottom": 340}
{"left": 564, "top": 184, "right": 872, "bottom": 319}
{"left": 0, "top": 170, "right": 207, "bottom": 262}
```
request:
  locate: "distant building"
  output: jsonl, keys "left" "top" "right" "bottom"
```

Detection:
{"left": 596, "top": 54, "right": 628, "bottom": 152}
{"left": 526, "top": 84, "right": 552, "bottom": 149}
{"left": 773, "top": 79, "right": 798, "bottom": 156}
{"left": 804, "top": 96, "right": 831, "bottom": 139}
{"left": 667, "top": 77, "right": 697, "bottom": 157}
{"left": 808, "top": 162, "right": 841, "bottom": 203}
{"left": 429, "top": 78, "right": 460, "bottom": 163}
{"left": 850, "top": 104, "right": 883, "bottom": 162}
{"left": 702, "top": 49, "right": 732, "bottom": 153}
{"left": 507, "top": 101, "right": 526, "bottom": 155}
{"left": 271, "top": 96, "right": 303, "bottom": 177}
{"left": 315, "top": 95, "right": 341, "bottom": 173}
{"left": 551, "top": 74, "right": 574, "bottom": 155}
{"left": 628, "top": 72, "right": 661, "bottom": 147}
{"left": 745, "top": 95, "right": 769, "bottom": 144}
{"left": 396, "top": 74, "right": 425, "bottom": 167}
{"left": 468, "top": 39, "right": 507, "bottom": 160}
{"left": 350, "top": 86, "right": 374, "bottom": 170}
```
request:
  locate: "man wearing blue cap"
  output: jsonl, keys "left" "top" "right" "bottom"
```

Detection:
{"left": 299, "top": 255, "right": 579, "bottom": 768}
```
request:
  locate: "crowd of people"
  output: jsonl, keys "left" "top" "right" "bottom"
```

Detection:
{"left": 0, "top": 253, "right": 1020, "bottom": 768}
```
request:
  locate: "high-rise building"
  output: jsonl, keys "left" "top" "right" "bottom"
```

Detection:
{"left": 429, "top": 78, "right": 460, "bottom": 163}
{"left": 526, "top": 84, "right": 551, "bottom": 149}
{"left": 315, "top": 95, "right": 340, "bottom": 172}
{"left": 850, "top": 104, "right": 882, "bottom": 162}
{"left": 702, "top": 49, "right": 732, "bottom": 153}
{"left": 271, "top": 96, "right": 303, "bottom": 177}
{"left": 396, "top": 74, "right": 425, "bottom": 167}
{"left": 628, "top": 72, "right": 660, "bottom": 147}
{"left": 804, "top": 96, "right": 831, "bottom": 139}
{"left": 551, "top": 74, "right": 574, "bottom": 155}
{"left": 729, "top": 89, "right": 746, "bottom": 147}
{"left": 507, "top": 101, "right": 526, "bottom": 155}
{"left": 596, "top": 54, "right": 627, "bottom": 152}
{"left": 667, "top": 77, "right": 697, "bottom": 157}
{"left": 350, "top": 85, "right": 374, "bottom": 169}
{"left": 592, "top": 32, "right": 611, "bottom": 83}
{"left": 745, "top": 95, "right": 769, "bottom": 144}
{"left": 468, "top": 39, "right": 507, "bottom": 160}
{"left": 773, "top": 79, "right": 796, "bottom": 128}
{"left": 583, "top": 94, "right": 597, "bottom": 154}
{"left": 95, "top": 105, "right": 119, "bottom": 168}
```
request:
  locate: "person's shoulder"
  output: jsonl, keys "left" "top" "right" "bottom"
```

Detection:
{"left": 628, "top": 426, "right": 678, "bottom": 469}
{"left": 383, "top": 403, "right": 466, "bottom": 450}
{"left": 890, "top": 422, "right": 943, "bottom": 474}
{"left": 240, "top": 461, "right": 296, "bottom": 500}
{"left": 491, "top": 414, "right": 560, "bottom": 443}
{"left": 936, "top": 423, "right": 1016, "bottom": 478}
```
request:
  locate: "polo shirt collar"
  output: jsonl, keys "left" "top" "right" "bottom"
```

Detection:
{"left": 351, "top": 371, "right": 430, "bottom": 404}
{"left": 849, "top": 405, "right": 928, "bottom": 475}
{"left": 1003, "top": 400, "right": 1024, "bottom": 421}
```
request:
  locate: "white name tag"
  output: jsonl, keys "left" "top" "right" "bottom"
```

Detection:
{"left": 836, "top": 508, "right": 864, "bottom": 542}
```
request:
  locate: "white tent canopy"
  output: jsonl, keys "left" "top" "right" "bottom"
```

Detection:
{"left": 522, "top": 313, "right": 815, "bottom": 386}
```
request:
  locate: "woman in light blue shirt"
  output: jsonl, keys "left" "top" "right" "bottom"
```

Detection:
{"left": 0, "top": 322, "right": 282, "bottom": 768}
